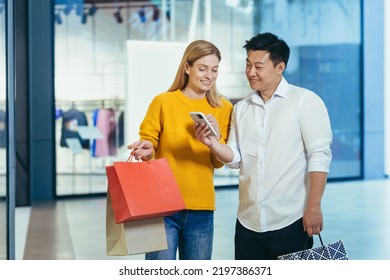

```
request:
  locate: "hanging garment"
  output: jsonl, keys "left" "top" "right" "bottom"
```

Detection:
{"left": 90, "top": 108, "right": 100, "bottom": 157}
{"left": 0, "top": 109, "right": 6, "bottom": 148}
{"left": 60, "top": 108, "right": 89, "bottom": 149}
{"left": 94, "top": 108, "right": 117, "bottom": 157}
{"left": 117, "top": 111, "right": 124, "bottom": 148}
{"left": 55, "top": 108, "right": 63, "bottom": 119}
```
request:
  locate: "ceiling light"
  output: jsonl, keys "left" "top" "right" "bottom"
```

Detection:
{"left": 89, "top": 4, "right": 98, "bottom": 16}
{"left": 76, "top": 2, "right": 84, "bottom": 16}
{"left": 138, "top": 6, "right": 146, "bottom": 23}
{"left": 55, "top": 12, "right": 63, "bottom": 25}
{"left": 64, "top": 1, "right": 73, "bottom": 15}
{"left": 81, "top": 12, "right": 88, "bottom": 24}
{"left": 114, "top": 8, "right": 123, "bottom": 24}
{"left": 152, "top": 5, "right": 160, "bottom": 22}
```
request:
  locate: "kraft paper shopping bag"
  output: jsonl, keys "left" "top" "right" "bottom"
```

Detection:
{"left": 106, "top": 157, "right": 186, "bottom": 224}
{"left": 123, "top": 217, "right": 167, "bottom": 255}
{"left": 106, "top": 192, "right": 168, "bottom": 256}
{"left": 106, "top": 191, "right": 127, "bottom": 255}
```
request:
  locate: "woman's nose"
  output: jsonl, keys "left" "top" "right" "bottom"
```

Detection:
{"left": 204, "top": 70, "right": 212, "bottom": 78}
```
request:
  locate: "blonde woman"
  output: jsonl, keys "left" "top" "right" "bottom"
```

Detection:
{"left": 128, "top": 40, "right": 233, "bottom": 260}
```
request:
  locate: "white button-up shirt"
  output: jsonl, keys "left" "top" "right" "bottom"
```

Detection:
{"left": 226, "top": 77, "right": 332, "bottom": 233}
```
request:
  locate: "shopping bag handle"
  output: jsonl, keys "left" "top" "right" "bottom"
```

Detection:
{"left": 289, "top": 234, "right": 327, "bottom": 259}
{"left": 126, "top": 154, "right": 150, "bottom": 164}
{"left": 318, "top": 234, "right": 324, "bottom": 246}
{"left": 304, "top": 233, "right": 325, "bottom": 249}
{"left": 283, "top": 233, "right": 335, "bottom": 260}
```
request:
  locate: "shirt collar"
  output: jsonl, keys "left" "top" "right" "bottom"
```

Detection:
{"left": 250, "top": 76, "right": 289, "bottom": 104}
{"left": 273, "top": 76, "right": 288, "bottom": 98}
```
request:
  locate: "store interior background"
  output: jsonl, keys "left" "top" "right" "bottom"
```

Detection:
{"left": 1, "top": 0, "right": 389, "bottom": 259}
{"left": 54, "top": 0, "right": 363, "bottom": 196}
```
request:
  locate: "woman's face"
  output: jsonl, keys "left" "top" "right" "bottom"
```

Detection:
{"left": 185, "top": 54, "right": 220, "bottom": 95}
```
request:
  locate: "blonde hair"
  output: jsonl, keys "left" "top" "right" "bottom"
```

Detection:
{"left": 168, "top": 40, "right": 222, "bottom": 107}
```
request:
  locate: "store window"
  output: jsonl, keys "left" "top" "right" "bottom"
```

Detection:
{"left": 54, "top": 0, "right": 362, "bottom": 196}
{"left": 254, "top": 0, "right": 362, "bottom": 179}
{"left": 54, "top": 0, "right": 250, "bottom": 196}
{"left": 0, "top": 0, "right": 7, "bottom": 259}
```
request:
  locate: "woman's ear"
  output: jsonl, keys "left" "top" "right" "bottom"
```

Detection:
{"left": 185, "top": 62, "right": 190, "bottom": 74}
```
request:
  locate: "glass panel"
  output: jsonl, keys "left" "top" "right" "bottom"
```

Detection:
{"left": 54, "top": 1, "right": 128, "bottom": 196}
{"left": 254, "top": 0, "right": 362, "bottom": 179}
{"left": 53, "top": 0, "right": 248, "bottom": 196}
{"left": 0, "top": 0, "right": 7, "bottom": 259}
{"left": 54, "top": 0, "right": 362, "bottom": 197}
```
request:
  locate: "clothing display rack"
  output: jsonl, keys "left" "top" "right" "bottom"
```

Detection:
{"left": 55, "top": 98, "right": 126, "bottom": 178}
{"left": 55, "top": 98, "right": 125, "bottom": 113}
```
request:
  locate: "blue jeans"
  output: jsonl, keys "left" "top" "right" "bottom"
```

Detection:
{"left": 145, "top": 210, "right": 214, "bottom": 260}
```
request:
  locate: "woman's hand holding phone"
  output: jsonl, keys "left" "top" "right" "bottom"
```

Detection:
{"left": 190, "top": 112, "right": 220, "bottom": 147}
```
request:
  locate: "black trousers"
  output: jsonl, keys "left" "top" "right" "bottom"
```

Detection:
{"left": 235, "top": 218, "right": 313, "bottom": 260}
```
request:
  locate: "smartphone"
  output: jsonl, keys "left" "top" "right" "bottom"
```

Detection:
{"left": 190, "top": 112, "right": 217, "bottom": 136}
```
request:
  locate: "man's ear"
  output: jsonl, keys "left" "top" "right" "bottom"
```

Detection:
{"left": 277, "top": 62, "right": 286, "bottom": 74}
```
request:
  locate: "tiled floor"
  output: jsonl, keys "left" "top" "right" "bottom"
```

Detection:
{"left": 16, "top": 179, "right": 390, "bottom": 260}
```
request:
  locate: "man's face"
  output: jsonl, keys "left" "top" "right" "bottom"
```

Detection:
{"left": 245, "top": 50, "right": 284, "bottom": 97}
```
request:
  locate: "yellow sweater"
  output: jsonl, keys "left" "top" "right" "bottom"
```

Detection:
{"left": 139, "top": 89, "right": 233, "bottom": 210}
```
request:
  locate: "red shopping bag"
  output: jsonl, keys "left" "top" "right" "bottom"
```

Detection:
{"left": 106, "top": 157, "right": 186, "bottom": 223}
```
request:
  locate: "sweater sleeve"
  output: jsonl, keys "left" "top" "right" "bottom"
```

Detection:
{"left": 139, "top": 95, "right": 163, "bottom": 154}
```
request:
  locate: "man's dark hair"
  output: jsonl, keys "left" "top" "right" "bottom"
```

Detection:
{"left": 243, "top": 32, "right": 290, "bottom": 68}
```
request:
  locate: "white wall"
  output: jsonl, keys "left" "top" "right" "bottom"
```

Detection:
{"left": 125, "top": 41, "right": 187, "bottom": 144}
